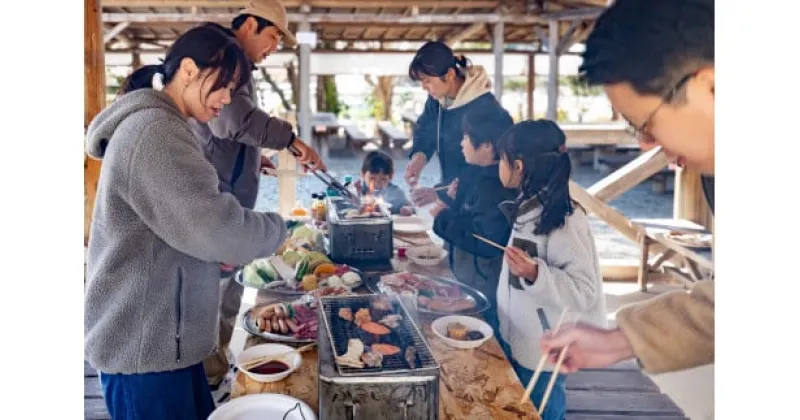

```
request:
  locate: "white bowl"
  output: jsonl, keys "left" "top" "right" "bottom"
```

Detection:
{"left": 406, "top": 246, "right": 448, "bottom": 267}
{"left": 208, "top": 394, "right": 316, "bottom": 420}
{"left": 237, "top": 343, "right": 302, "bottom": 383}
{"left": 431, "top": 315, "right": 493, "bottom": 349}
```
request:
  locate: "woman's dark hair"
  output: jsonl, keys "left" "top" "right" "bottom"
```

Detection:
{"left": 409, "top": 41, "right": 471, "bottom": 81}
{"left": 496, "top": 120, "right": 575, "bottom": 236}
{"left": 361, "top": 150, "right": 394, "bottom": 175}
{"left": 119, "top": 24, "right": 251, "bottom": 99}
{"left": 462, "top": 106, "right": 514, "bottom": 159}
{"left": 232, "top": 13, "right": 275, "bottom": 33}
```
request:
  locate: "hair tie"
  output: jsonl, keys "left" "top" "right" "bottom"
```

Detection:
{"left": 152, "top": 72, "right": 165, "bottom": 91}
{"left": 558, "top": 144, "right": 568, "bottom": 154}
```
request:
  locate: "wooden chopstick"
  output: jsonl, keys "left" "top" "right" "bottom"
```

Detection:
{"left": 433, "top": 185, "right": 450, "bottom": 191}
{"left": 519, "top": 309, "right": 568, "bottom": 405}
{"left": 472, "top": 234, "right": 506, "bottom": 251}
{"left": 539, "top": 343, "right": 571, "bottom": 414}
{"left": 239, "top": 343, "right": 317, "bottom": 370}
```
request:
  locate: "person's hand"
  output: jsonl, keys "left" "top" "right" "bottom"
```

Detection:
{"left": 429, "top": 200, "right": 447, "bottom": 217}
{"left": 411, "top": 187, "right": 437, "bottom": 207}
{"left": 353, "top": 179, "right": 364, "bottom": 196}
{"left": 260, "top": 155, "right": 277, "bottom": 176}
{"left": 447, "top": 178, "right": 459, "bottom": 199}
{"left": 539, "top": 323, "right": 636, "bottom": 373}
{"left": 291, "top": 138, "right": 326, "bottom": 172}
{"left": 399, "top": 206, "right": 415, "bottom": 216}
{"left": 219, "top": 263, "right": 236, "bottom": 272}
{"left": 405, "top": 153, "right": 427, "bottom": 187}
{"left": 505, "top": 246, "right": 539, "bottom": 281}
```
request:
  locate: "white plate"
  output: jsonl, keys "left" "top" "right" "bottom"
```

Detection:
{"left": 393, "top": 215, "right": 429, "bottom": 234}
{"left": 209, "top": 394, "right": 316, "bottom": 420}
{"left": 431, "top": 315, "right": 493, "bottom": 349}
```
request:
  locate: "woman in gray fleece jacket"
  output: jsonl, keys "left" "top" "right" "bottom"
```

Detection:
{"left": 494, "top": 121, "right": 607, "bottom": 420}
{"left": 84, "top": 26, "right": 286, "bottom": 419}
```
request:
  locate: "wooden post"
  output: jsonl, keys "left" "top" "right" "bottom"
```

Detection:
{"left": 298, "top": 21, "right": 311, "bottom": 141}
{"left": 674, "top": 167, "right": 712, "bottom": 228}
{"left": 85, "top": 0, "right": 106, "bottom": 245}
{"left": 546, "top": 20, "right": 559, "bottom": 121}
{"left": 527, "top": 53, "right": 535, "bottom": 119}
{"left": 492, "top": 21, "right": 504, "bottom": 100}
{"left": 131, "top": 50, "right": 142, "bottom": 71}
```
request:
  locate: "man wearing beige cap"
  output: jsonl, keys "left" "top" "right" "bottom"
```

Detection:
{"left": 187, "top": 0, "right": 325, "bottom": 396}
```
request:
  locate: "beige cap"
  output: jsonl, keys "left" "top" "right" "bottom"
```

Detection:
{"left": 239, "top": 0, "right": 297, "bottom": 48}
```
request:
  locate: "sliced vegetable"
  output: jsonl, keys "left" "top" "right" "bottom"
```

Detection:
{"left": 313, "top": 263, "right": 337, "bottom": 277}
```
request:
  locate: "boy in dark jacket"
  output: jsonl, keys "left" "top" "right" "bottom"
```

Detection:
{"left": 431, "top": 107, "right": 516, "bottom": 333}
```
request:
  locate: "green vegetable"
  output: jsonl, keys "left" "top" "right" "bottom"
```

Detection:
{"left": 242, "top": 265, "right": 267, "bottom": 288}
{"left": 291, "top": 225, "right": 315, "bottom": 242}
{"left": 295, "top": 256, "right": 310, "bottom": 281}
{"left": 282, "top": 250, "right": 303, "bottom": 267}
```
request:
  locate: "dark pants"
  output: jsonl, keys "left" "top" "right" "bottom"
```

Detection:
{"left": 499, "top": 336, "right": 567, "bottom": 420}
{"left": 99, "top": 363, "right": 215, "bottom": 420}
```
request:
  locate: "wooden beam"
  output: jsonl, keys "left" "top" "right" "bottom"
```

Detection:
{"left": 444, "top": 23, "right": 485, "bottom": 46}
{"left": 107, "top": 46, "right": 583, "bottom": 56}
{"left": 556, "top": 20, "right": 580, "bottom": 55}
{"left": 86, "top": 0, "right": 106, "bottom": 245}
{"left": 674, "top": 168, "right": 712, "bottom": 229}
{"left": 541, "top": 7, "right": 605, "bottom": 21}
{"left": 101, "top": 0, "right": 500, "bottom": 8}
{"left": 103, "top": 22, "right": 130, "bottom": 44}
{"left": 546, "top": 19, "right": 558, "bottom": 120}
{"left": 102, "top": 12, "right": 549, "bottom": 25}
{"left": 587, "top": 147, "right": 670, "bottom": 203}
{"left": 527, "top": 52, "right": 534, "bottom": 119}
{"left": 570, "top": 180, "right": 643, "bottom": 244}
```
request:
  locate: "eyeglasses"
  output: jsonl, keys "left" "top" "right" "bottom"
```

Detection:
{"left": 624, "top": 72, "right": 696, "bottom": 143}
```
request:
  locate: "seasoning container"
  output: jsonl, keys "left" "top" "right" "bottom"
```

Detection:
{"left": 311, "top": 192, "right": 327, "bottom": 222}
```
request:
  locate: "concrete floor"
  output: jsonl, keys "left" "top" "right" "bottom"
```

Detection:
{"left": 229, "top": 279, "right": 714, "bottom": 420}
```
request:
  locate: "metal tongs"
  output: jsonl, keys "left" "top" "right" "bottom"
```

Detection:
{"left": 288, "top": 143, "right": 359, "bottom": 205}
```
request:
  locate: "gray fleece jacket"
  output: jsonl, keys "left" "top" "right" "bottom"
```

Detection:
{"left": 84, "top": 89, "right": 287, "bottom": 374}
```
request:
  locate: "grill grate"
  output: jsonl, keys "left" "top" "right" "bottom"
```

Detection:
{"left": 320, "top": 294, "right": 439, "bottom": 377}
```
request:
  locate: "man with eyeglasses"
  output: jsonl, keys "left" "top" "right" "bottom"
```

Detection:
{"left": 540, "top": 0, "right": 714, "bottom": 376}
{"left": 187, "top": 0, "right": 326, "bottom": 391}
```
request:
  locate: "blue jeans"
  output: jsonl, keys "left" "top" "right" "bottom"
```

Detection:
{"left": 99, "top": 363, "right": 215, "bottom": 420}
{"left": 499, "top": 337, "right": 567, "bottom": 420}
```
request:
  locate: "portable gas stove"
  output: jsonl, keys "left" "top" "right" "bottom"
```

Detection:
{"left": 325, "top": 196, "right": 394, "bottom": 272}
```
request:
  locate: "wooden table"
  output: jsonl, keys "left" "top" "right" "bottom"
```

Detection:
{"left": 234, "top": 241, "right": 541, "bottom": 419}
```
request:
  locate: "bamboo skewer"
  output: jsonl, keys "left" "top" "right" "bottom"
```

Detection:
{"left": 519, "top": 309, "right": 568, "bottom": 405}
{"left": 472, "top": 233, "right": 506, "bottom": 251}
{"left": 238, "top": 343, "right": 317, "bottom": 371}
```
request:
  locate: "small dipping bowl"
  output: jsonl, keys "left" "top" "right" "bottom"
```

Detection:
{"left": 237, "top": 343, "right": 302, "bottom": 383}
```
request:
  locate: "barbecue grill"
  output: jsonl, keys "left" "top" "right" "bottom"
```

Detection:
{"left": 317, "top": 294, "right": 440, "bottom": 420}
{"left": 325, "top": 196, "right": 394, "bottom": 271}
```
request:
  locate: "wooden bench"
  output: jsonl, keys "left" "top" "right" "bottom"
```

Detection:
{"left": 342, "top": 124, "right": 373, "bottom": 150}
{"left": 376, "top": 121, "right": 410, "bottom": 149}
{"left": 632, "top": 218, "right": 714, "bottom": 292}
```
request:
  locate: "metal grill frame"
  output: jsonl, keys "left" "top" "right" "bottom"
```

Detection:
{"left": 318, "top": 294, "right": 439, "bottom": 377}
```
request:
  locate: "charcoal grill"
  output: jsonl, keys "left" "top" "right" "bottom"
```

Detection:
{"left": 326, "top": 196, "right": 394, "bottom": 270}
{"left": 317, "top": 294, "right": 440, "bottom": 420}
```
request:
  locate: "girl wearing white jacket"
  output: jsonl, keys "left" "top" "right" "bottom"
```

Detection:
{"left": 494, "top": 120, "right": 608, "bottom": 420}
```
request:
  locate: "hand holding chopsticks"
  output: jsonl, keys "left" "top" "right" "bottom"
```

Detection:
{"left": 520, "top": 309, "right": 568, "bottom": 405}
